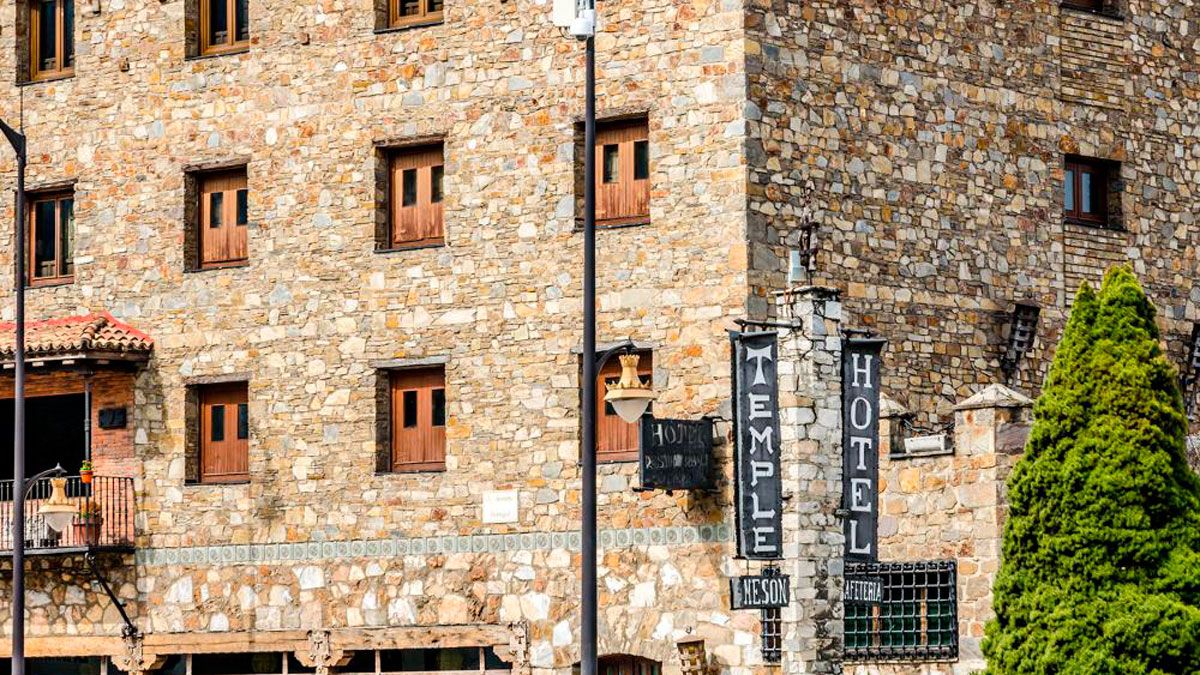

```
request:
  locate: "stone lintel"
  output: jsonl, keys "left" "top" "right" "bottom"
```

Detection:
{"left": 370, "top": 354, "right": 450, "bottom": 370}
{"left": 954, "top": 383, "right": 1034, "bottom": 411}
{"left": 775, "top": 284, "right": 840, "bottom": 302}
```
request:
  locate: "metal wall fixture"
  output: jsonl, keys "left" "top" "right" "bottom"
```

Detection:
{"left": 1000, "top": 301, "right": 1041, "bottom": 384}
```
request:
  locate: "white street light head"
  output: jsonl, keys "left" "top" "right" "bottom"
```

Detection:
{"left": 38, "top": 477, "right": 75, "bottom": 533}
{"left": 603, "top": 353, "right": 655, "bottom": 423}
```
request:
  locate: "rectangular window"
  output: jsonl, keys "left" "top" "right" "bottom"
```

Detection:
{"left": 594, "top": 118, "right": 650, "bottom": 227}
{"left": 28, "top": 191, "right": 74, "bottom": 285}
{"left": 200, "top": 0, "right": 249, "bottom": 55}
{"left": 389, "top": 367, "right": 446, "bottom": 472}
{"left": 28, "top": 0, "right": 73, "bottom": 81}
{"left": 198, "top": 383, "right": 249, "bottom": 483}
{"left": 1064, "top": 157, "right": 1112, "bottom": 227}
{"left": 1061, "top": 0, "right": 1105, "bottom": 11}
{"left": 596, "top": 352, "right": 652, "bottom": 462}
{"left": 390, "top": 0, "right": 442, "bottom": 27}
{"left": 844, "top": 560, "right": 959, "bottom": 663}
{"left": 197, "top": 168, "right": 249, "bottom": 268}
{"left": 388, "top": 144, "right": 445, "bottom": 248}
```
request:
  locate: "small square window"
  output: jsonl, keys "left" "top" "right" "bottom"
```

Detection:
{"left": 585, "top": 117, "right": 651, "bottom": 228}
{"left": 385, "top": 144, "right": 445, "bottom": 249}
{"left": 387, "top": 367, "right": 447, "bottom": 472}
{"left": 194, "top": 167, "right": 249, "bottom": 268}
{"left": 198, "top": 0, "right": 249, "bottom": 56}
{"left": 1063, "top": 156, "right": 1118, "bottom": 228}
{"left": 25, "top": 0, "right": 74, "bottom": 82}
{"left": 195, "top": 382, "right": 249, "bottom": 483}
{"left": 27, "top": 189, "right": 74, "bottom": 285}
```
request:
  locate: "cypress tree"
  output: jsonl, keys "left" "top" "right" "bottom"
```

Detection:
{"left": 984, "top": 267, "right": 1200, "bottom": 674}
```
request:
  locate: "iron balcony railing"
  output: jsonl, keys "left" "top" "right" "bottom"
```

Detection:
{"left": 0, "top": 475, "right": 135, "bottom": 554}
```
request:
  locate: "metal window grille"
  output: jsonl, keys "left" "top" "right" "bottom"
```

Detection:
{"left": 761, "top": 606, "right": 782, "bottom": 663}
{"left": 844, "top": 560, "right": 958, "bottom": 663}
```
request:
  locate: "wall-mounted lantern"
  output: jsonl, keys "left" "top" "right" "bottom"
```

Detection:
{"left": 603, "top": 353, "right": 655, "bottom": 423}
{"left": 1000, "top": 301, "right": 1041, "bottom": 384}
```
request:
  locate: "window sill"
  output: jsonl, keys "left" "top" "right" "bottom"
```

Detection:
{"left": 598, "top": 453, "right": 639, "bottom": 464}
{"left": 1060, "top": 6, "right": 1124, "bottom": 21}
{"left": 574, "top": 218, "right": 652, "bottom": 232}
{"left": 374, "top": 20, "right": 444, "bottom": 35}
{"left": 27, "top": 277, "right": 73, "bottom": 289}
{"left": 376, "top": 241, "right": 445, "bottom": 254}
{"left": 18, "top": 73, "right": 75, "bottom": 87}
{"left": 186, "top": 47, "right": 251, "bottom": 62}
{"left": 379, "top": 465, "right": 447, "bottom": 474}
{"left": 186, "top": 261, "right": 251, "bottom": 273}
{"left": 1063, "top": 217, "right": 1123, "bottom": 232}
{"left": 187, "top": 479, "right": 250, "bottom": 486}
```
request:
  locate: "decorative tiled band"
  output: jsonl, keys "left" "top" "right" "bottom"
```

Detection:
{"left": 135, "top": 524, "right": 733, "bottom": 567}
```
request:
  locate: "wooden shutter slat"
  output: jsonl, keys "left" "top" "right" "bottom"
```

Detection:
{"left": 390, "top": 145, "right": 445, "bottom": 247}
{"left": 594, "top": 119, "right": 649, "bottom": 226}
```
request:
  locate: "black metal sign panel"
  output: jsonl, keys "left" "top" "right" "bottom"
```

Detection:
{"left": 842, "top": 337, "right": 886, "bottom": 561}
{"left": 730, "top": 574, "right": 791, "bottom": 610}
{"left": 844, "top": 575, "right": 884, "bottom": 604}
{"left": 639, "top": 417, "right": 714, "bottom": 491}
{"left": 731, "top": 331, "right": 783, "bottom": 560}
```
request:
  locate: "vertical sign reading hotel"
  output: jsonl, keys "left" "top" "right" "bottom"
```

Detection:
{"left": 842, "top": 336, "right": 886, "bottom": 561}
{"left": 731, "top": 331, "right": 783, "bottom": 560}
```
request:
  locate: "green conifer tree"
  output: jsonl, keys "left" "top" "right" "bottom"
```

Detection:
{"left": 984, "top": 267, "right": 1200, "bottom": 674}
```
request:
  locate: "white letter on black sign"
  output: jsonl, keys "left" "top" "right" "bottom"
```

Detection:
{"left": 746, "top": 346, "right": 773, "bottom": 385}
{"left": 752, "top": 528, "right": 779, "bottom": 554}
{"left": 750, "top": 460, "right": 774, "bottom": 487}
{"left": 750, "top": 425, "right": 775, "bottom": 455}
{"left": 850, "top": 397, "right": 872, "bottom": 431}
{"left": 751, "top": 492, "right": 777, "bottom": 520}
{"left": 850, "top": 478, "right": 872, "bottom": 513}
{"left": 748, "top": 394, "right": 772, "bottom": 420}
{"left": 850, "top": 436, "right": 872, "bottom": 471}
{"left": 851, "top": 353, "right": 874, "bottom": 388}
{"left": 848, "top": 520, "right": 872, "bottom": 556}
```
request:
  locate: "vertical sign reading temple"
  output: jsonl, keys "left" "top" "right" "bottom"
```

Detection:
{"left": 731, "top": 331, "right": 783, "bottom": 560}
{"left": 842, "top": 336, "right": 886, "bottom": 561}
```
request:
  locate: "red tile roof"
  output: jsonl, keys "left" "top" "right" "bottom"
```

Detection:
{"left": 0, "top": 313, "right": 153, "bottom": 362}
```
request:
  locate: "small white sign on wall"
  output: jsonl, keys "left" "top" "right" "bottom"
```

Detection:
{"left": 483, "top": 490, "right": 520, "bottom": 524}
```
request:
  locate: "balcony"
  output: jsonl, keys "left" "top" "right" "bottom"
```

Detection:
{"left": 0, "top": 475, "right": 135, "bottom": 554}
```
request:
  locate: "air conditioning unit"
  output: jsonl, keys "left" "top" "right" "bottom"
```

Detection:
{"left": 903, "top": 433, "right": 948, "bottom": 455}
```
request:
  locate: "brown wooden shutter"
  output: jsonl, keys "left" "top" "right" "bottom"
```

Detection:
{"left": 595, "top": 119, "right": 649, "bottom": 226}
{"left": 596, "top": 353, "right": 652, "bottom": 461}
{"left": 390, "top": 367, "right": 446, "bottom": 471}
{"left": 200, "top": 383, "right": 249, "bottom": 483}
{"left": 199, "top": 170, "right": 249, "bottom": 267}
{"left": 390, "top": 145, "right": 445, "bottom": 247}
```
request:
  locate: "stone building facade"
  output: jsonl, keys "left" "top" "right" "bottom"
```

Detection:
{"left": 0, "top": 0, "right": 1197, "bottom": 673}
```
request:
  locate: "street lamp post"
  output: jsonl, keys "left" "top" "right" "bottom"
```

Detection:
{"left": 0, "top": 118, "right": 28, "bottom": 675}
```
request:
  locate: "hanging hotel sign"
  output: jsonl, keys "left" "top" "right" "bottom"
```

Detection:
{"left": 842, "top": 336, "right": 886, "bottom": 561}
{"left": 729, "top": 573, "right": 791, "bottom": 610}
{"left": 731, "top": 330, "right": 783, "bottom": 560}
{"left": 639, "top": 417, "right": 714, "bottom": 491}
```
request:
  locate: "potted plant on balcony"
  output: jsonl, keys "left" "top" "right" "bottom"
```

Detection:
{"left": 72, "top": 500, "right": 102, "bottom": 546}
{"left": 79, "top": 459, "right": 94, "bottom": 485}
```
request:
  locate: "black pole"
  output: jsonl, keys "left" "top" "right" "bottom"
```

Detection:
{"left": 580, "top": 22, "right": 598, "bottom": 675}
{"left": 1, "top": 119, "right": 27, "bottom": 675}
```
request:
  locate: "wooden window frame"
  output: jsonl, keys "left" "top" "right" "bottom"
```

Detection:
{"left": 594, "top": 118, "right": 650, "bottom": 228}
{"left": 28, "top": 0, "right": 74, "bottom": 81}
{"left": 27, "top": 190, "right": 74, "bottom": 286}
{"left": 389, "top": 367, "right": 447, "bottom": 472}
{"left": 1063, "top": 157, "right": 1111, "bottom": 228}
{"left": 389, "top": 0, "right": 443, "bottom": 29}
{"left": 388, "top": 144, "right": 445, "bottom": 249}
{"left": 596, "top": 352, "right": 652, "bottom": 463}
{"left": 199, "top": 0, "right": 249, "bottom": 56}
{"left": 198, "top": 382, "right": 249, "bottom": 484}
{"left": 196, "top": 168, "right": 250, "bottom": 269}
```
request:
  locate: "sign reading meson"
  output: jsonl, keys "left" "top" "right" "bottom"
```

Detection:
{"left": 730, "top": 573, "right": 791, "bottom": 610}
{"left": 731, "top": 331, "right": 783, "bottom": 560}
{"left": 842, "top": 337, "right": 886, "bottom": 561}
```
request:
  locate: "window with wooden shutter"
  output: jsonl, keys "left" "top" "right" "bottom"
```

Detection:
{"left": 28, "top": 0, "right": 74, "bottom": 81}
{"left": 28, "top": 190, "right": 74, "bottom": 285}
{"left": 1064, "top": 157, "right": 1113, "bottom": 227}
{"left": 199, "top": 0, "right": 249, "bottom": 55}
{"left": 198, "top": 168, "right": 249, "bottom": 268}
{"left": 389, "top": 145, "right": 445, "bottom": 248}
{"left": 199, "top": 383, "right": 249, "bottom": 483}
{"left": 390, "top": 0, "right": 442, "bottom": 28}
{"left": 596, "top": 352, "right": 652, "bottom": 462}
{"left": 595, "top": 118, "right": 650, "bottom": 227}
{"left": 390, "top": 367, "right": 446, "bottom": 471}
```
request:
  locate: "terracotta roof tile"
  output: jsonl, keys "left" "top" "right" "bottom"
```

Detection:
{"left": 0, "top": 313, "right": 154, "bottom": 362}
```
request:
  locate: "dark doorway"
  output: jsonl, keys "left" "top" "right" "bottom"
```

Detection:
{"left": 0, "top": 393, "right": 86, "bottom": 480}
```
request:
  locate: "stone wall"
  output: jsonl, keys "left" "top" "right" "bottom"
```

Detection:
{"left": 745, "top": 0, "right": 1200, "bottom": 425}
{"left": 848, "top": 384, "right": 1031, "bottom": 675}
